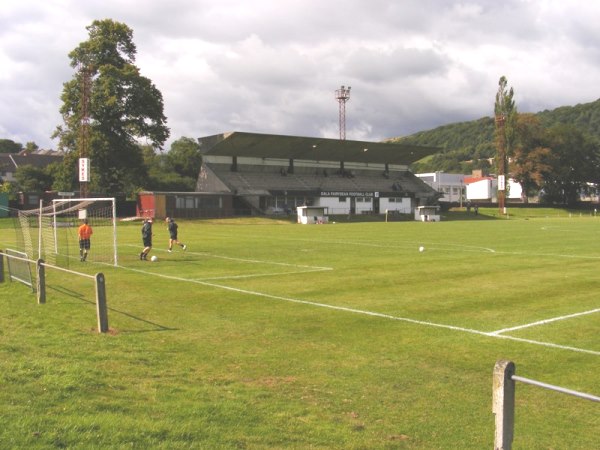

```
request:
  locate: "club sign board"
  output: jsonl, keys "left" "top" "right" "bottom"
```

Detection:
{"left": 79, "top": 158, "right": 90, "bottom": 182}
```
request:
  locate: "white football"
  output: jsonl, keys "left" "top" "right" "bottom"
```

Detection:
{"left": 419, "top": 246, "right": 425, "bottom": 252}
{"left": 151, "top": 255, "right": 158, "bottom": 262}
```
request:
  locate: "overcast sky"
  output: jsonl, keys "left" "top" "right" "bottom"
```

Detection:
{"left": 2, "top": 0, "right": 600, "bottom": 150}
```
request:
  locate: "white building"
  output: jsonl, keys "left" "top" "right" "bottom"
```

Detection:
{"left": 415, "top": 172, "right": 466, "bottom": 204}
{"left": 416, "top": 171, "right": 524, "bottom": 204}
{"left": 464, "top": 175, "right": 523, "bottom": 202}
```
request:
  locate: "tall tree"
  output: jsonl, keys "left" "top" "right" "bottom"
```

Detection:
{"left": 541, "top": 124, "right": 600, "bottom": 205}
{"left": 15, "top": 165, "right": 54, "bottom": 192}
{"left": 0, "top": 139, "right": 22, "bottom": 153}
{"left": 494, "top": 76, "right": 517, "bottom": 210}
{"left": 510, "top": 114, "right": 556, "bottom": 202}
{"left": 53, "top": 19, "right": 169, "bottom": 196}
{"left": 167, "top": 137, "right": 202, "bottom": 179}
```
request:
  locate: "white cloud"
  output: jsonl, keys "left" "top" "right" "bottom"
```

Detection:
{"left": 1, "top": 0, "right": 600, "bottom": 149}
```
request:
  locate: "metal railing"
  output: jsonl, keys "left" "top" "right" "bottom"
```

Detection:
{"left": 493, "top": 360, "right": 599, "bottom": 449}
{"left": 0, "top": 249, "right": 108, "bottom": 333}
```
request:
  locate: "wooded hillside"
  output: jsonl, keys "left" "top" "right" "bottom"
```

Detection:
{"left": 390, "top": 98, "right": 600, "bottom": 173}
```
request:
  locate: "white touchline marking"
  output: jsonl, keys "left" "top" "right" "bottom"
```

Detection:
{"left": 489, "top": 308, "right": 600, "bottom": 335}
{"left": 118, "top": 265, "right": 600, "bottom": 356}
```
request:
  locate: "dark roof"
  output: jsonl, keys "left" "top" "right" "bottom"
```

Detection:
{"left": 0, "top": 152, "right": 63, "bottom": 171}
{"left": 198, "top": 132, "right": 439, "bottom": 165}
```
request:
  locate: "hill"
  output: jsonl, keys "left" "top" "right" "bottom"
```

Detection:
{"left": 389, "top": 98, "right": 600, "bottom": 173}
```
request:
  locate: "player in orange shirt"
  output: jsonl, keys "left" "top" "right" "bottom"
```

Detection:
{"left": 78, "top": 219, "right": 93, "bottom": 262}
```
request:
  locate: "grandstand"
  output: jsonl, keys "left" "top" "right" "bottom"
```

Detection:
{"left": 196, "top": 132, "right": 441, "bottom": 217}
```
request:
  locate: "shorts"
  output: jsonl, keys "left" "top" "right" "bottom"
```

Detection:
{"left": 79, "top": 239, "right": 91, "bottom": 250}
{"left": 143, "top": 237, "right": 152, "bottom": 247}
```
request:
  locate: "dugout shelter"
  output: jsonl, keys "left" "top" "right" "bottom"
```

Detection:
{"left": 196, "top": 132, "right": 440, "bottom": 218}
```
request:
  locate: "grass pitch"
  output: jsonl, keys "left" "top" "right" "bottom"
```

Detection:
{"left": 0, "top": 211, "right": 598, "bottom": 449}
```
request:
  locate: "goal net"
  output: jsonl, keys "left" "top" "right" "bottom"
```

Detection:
{"left": 15, "top": 198, "right": 118, "bottom": 267}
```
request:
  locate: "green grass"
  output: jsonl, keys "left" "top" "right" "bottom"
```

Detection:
{"left": 0, "top": 214, "right": 598, "bottom": 449}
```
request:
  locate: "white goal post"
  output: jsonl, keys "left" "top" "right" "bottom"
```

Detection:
{"left": 16, "top": 198, "right": 118, "bottom": 266}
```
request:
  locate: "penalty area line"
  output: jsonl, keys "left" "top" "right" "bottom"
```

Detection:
{"left": 489, "top": 308, "right": 600, "bottom": 335}
{"left": 119, "top": 265, "right": 600, "bottom": 356}
{"left": 122, "top": 244, "right": 333, "bottom": 271}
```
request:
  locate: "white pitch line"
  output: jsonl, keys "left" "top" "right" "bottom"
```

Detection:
{"left": 122, "top": 244, "right": 333, "bottom": 271}
{"left": 199, "top": 252, "right": 333, "bottom": 270}
{"left": 489, "top": 308, "right": 600, "bottom": 335}
{"left": 490, "top": 334, "right": 600, "bottom": 356}
{"left": 193, "top": 268, "right": 332, "bottom": 281}
{"left": 118, "top": 265, "right": 600, "bottom": 356}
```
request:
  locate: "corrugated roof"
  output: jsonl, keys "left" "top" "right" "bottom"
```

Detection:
{"left": 198, "top": 132, "right": 439, "bottom": 165}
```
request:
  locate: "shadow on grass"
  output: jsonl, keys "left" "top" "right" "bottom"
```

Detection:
{"left": 47, "top": 285, "right": 177, "bottom": 333}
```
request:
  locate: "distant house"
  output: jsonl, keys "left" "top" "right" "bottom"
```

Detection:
{"left": 416, "top": 171, "right": 523, "bottom": 204}
{"left": 0, "top": 149, "right": 64, "bottom": 209}
{"left": 464, "top": 175, "right": 522, "bottom": 202}
{"left": 0, "top": 149, "right": 63, "bottom": 183}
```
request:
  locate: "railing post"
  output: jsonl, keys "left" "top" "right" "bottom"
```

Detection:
{"left": 0, "top": 250, "right": 4, "bottom": 283}
{"left": 95, "top": 273, "right": 109, "bottom": 333}
{"left": 493, "top": 360, "right": 516, "bottom": 450}
{"left": 36, "top": 259, "right": 46, "bottom": 304}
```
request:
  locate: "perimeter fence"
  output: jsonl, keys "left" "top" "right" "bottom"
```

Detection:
{"left": 0, "top": 249, "right": 108, "bottom": 333}
{"left": 493, "top": 359, "right": 599, "bottom": 449}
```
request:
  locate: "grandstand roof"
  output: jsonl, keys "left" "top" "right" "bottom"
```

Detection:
{"left": 198, "top": 132, "right": 439, "bottom": 165}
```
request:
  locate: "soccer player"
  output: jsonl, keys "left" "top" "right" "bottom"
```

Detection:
{"left": 78, "top": 219, "right": 93, "bottom": 262}
{"left": 140, "top": 218, "right": 153, "bottom": 260}
{"left": 165, "top": 217, "right": 187, "bottom": 252}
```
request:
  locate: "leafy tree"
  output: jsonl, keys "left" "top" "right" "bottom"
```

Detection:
{"left": 142, "top": 143, "right": 197, "bottom": 191}
{"left": 540, "top": 125, "right": 600, "bottom": 205}
{"left": 0, "top": 139, "right": 22, "bottom": 153}
{"left": 24, "top": 142, "right": 39, "bottom": 152}
{"left": 15, "top": 165, "right": 54, "bottom": 192}
{"left": 167, "top": 137, "right": 202, "bottom": 179}
{"left": 53, "top": 19, "right": 169, "bottom": 196}
{"left": 510, "top": 114, "right": 556, "bottom": 201}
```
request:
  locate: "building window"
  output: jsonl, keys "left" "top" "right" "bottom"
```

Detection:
{"left": 339, "top": 197, "right": 347, "bottom": 202}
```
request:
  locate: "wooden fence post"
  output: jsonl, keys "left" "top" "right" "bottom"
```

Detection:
{"left": 36, "top": 259, "right": 46, "bottom": 304}
{"left": 95, "top": 273, "right": 109, "bottom": 333}
{"left": 493, "top": 360, "right": 516, "bottom": 450}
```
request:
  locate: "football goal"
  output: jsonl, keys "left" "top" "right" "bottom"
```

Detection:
{"left": 16, "top": 198, "right": 118, "bottom": 267}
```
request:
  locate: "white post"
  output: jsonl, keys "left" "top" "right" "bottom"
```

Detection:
{"left": 111, "top": 198, "right": 118, "bottom": 266}
{"left": 493, "top": 360, "right": 515, "bottom": 450}
{"left": 38, "top": 199, "right": 43, "bottom": 260}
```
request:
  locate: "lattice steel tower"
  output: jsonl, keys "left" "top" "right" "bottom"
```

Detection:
{"left": 79, "top": 65, "right": 92, "bottom": 198}
{"left": 335, "top": 85, "right": 351, "bottom": 140}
